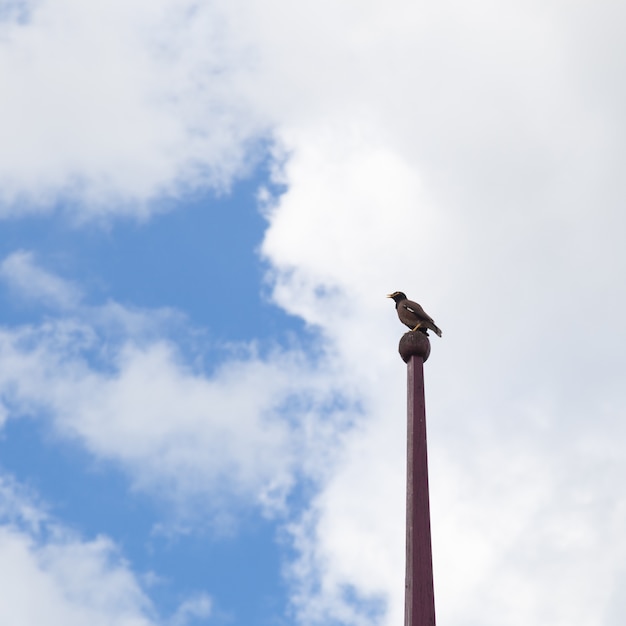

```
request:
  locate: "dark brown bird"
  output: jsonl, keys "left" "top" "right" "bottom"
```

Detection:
{"left": 387, "top": 291, "right": 442, "bottom": 337}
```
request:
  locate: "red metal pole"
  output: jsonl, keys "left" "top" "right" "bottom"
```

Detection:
{"left": 399, "top": 332, "right": 436, "bottom": 626}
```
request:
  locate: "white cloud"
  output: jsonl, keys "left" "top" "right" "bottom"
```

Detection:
{"left": 0, "top": 250, "right": 82, "bottom": 308}
{"left": 0, "top": 0, "right": 269, "bottom": 216}
{"left": 0, "top": 473, "right": 161, "bottom": 626}
{"left": 168, "top": 594, "right": 211, "bottom": 626}
{"left": 0, "top": 327, "right": 309, "bottom": 519}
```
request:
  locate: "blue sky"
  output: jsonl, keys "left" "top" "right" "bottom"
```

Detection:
{"left": 0, "top": 168, "right": 300, "bottom": 343}
{"left": 1, "top": 1, "right": 626, "bottom": 626}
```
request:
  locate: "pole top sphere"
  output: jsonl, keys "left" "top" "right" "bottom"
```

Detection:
{"left": 399, "top": 330, "right": 431, "bottom": 363}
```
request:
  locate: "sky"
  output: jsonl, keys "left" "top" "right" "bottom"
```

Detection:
{"left": 0, "top": 1, "right": 625, "bottom": 625}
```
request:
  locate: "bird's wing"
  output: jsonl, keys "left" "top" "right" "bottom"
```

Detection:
{"left": 403, "top": 300, "right": 432, "bottom": 322}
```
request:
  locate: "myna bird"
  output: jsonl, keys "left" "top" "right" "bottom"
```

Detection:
{"left": 387, "top": 291, "right": 442, "bottom": 337}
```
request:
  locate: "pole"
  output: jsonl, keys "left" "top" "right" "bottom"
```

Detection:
{"left": 399, "top": 331, "right": 436, "bottom": 626}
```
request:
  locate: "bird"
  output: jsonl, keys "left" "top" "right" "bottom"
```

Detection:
{"left": 387, "top": 291, "right": 442, "bottom": 337}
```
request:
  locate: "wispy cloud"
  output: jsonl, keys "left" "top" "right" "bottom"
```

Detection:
{"left": 0, "top": 253, "right": 357, "bottom": 524}
{"left": 168, "top": 594, "right": 212, "bottom": 626}
{"left": 0, "top": 250, "right": 82, "bottom": 309}
{"left": 0, "top": 473, "right": 157, "bottom": 625}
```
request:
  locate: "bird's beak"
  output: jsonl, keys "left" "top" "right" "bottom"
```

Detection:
{"left": 386, "top": 293, "right": 393, "bottom": 298}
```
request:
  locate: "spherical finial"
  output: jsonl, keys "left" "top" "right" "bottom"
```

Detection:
{"left": 399, "top": 330, "right": 431, "bottom": 363}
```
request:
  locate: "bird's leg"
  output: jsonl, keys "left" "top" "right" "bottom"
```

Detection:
{"left": 411, "top": 323, "right": 422, "bottom": 332}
